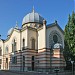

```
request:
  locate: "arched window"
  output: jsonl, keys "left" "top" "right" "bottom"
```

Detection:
{"left": 53, "top": 35, "right": 58, "bottom": 43}
{"left": 23, "top": 39, "right": 25, "bottom": 48}
{"left": 0, "top": 47, "right": 2, "bottom": 56}
{"left": 22, "top": 38, "right": 25, "bottom": 50}
{"left": 12, "top": 39, "right": 17, "bottom": 52}
{"left": 14, "top": 39, "right": 17, "bottom": 52}
{"left": 5, "top": 46, "right": 8, "bottom": 54}
{"left": 31, "top": 39, "right": 35, "bottom": 49}
{"left": 12, "top": 43, "right": 14, "bottom": 52}
{"left": 49, "top": 30, "right": 62, "bottom": 48}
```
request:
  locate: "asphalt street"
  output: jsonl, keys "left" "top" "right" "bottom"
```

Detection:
{"left": 0, "top": 70, "right": 74, "bottom": 75}
{"left": 0, "top": 70, "right": 21, "bottom": 75}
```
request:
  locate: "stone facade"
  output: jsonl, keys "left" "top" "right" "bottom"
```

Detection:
{"left": 0, "top": 9, "right": 66, "bottom": 72}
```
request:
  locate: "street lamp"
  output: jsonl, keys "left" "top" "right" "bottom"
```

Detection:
{"left": 71, "top": 61, "right": 74, "bottom": 75}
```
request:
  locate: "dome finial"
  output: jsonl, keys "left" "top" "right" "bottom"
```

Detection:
{"left": 55, "top": 20, "right": 57, "bottom": 24}
{"left": 15, "top": 21, "right": 19, "bottom": 29}
{"left": 32, "top": 6, "right": 35, "bottom": 13}
{"left": 16, "top": 21, "right": 18, "bottom": 26}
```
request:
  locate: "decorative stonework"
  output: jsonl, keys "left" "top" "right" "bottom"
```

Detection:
{"left": 0, "top": 9, "right": 65, "bottom": 72}
{"left": 49, "top": 30, "right": 62, "bottom": 49}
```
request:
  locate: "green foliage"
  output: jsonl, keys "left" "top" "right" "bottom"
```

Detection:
{"left": 64, "top": 11, "right": 75, "bottom": 61}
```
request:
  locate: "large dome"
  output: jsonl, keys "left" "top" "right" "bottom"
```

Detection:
{"left": 22, "top": 9, "right": 44, "bottom": 25}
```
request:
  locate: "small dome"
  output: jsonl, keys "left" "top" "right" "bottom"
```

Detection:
{"left": 53, "top": 43, "right": 62, "bottom": 49}
{"left": 22, "top": 9, "right": 44, "bottom": 25}
{"left": 7, "top": 28, "right": 13, "bottom": 36}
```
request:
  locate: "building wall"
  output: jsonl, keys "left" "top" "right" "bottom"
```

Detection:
{"left": 0, "top": 23, "right": 65, "bottom": 72}
{"left": 21, "top": 28, "right": 28, "bottom": 49}
{"left": 21, "top": 27, "right": 38, "bottom": 71}
{"left": 46, "top": 25, "right": 65, "bottom": 72}
{"left": 37, "top": 23, "right": 47, "bottom": 72}
{"left": 21, "top": 26, "right": 38, "bottom": 50}
{"left": 4, "top": 30, "right": 20, "bottom": 53}
{"left": 38, "top": 25, "right": 46, "bottom": 49}
{"left": 3, "top": 29, "right": 20, "bottom": 70}
{"left": 0, "top": 40, "right": 4, "bottom": 69}
{"left": 46, "top": 26, "right": 64, "bottom": 49}
{"left": 28, "top": 28, "right": 37, "bottom": 50}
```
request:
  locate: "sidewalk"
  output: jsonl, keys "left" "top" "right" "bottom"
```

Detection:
{"left": 2, "top": 70, "right": 75, "bottom": 75}
{"left": 1, "top": 70, "right": 57, "bottom": 75}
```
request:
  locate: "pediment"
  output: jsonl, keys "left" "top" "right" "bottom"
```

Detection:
{"left": 46, "top": 23, "right": 64, "bottom": 34}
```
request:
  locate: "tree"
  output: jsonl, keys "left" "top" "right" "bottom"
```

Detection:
{"left": 64, "top": 11, "right": 75, "bottom": 62}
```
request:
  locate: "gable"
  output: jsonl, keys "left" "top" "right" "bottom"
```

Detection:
{"left": 46, "top": 23, "right": 64, "bottom": 49}
{"left": 4, "top": 28, "right": 20, "bottom": 42}
{"left": 46, "top": 23, "right": 64, "bottom": 34}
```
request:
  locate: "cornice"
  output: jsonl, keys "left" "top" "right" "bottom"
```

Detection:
{"left": 21, "top": 26, "right": 37, "bottom": 32}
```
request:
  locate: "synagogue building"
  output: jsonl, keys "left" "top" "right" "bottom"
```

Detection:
{"left": 0, "top": 8, "right": 66, "bottom": 72}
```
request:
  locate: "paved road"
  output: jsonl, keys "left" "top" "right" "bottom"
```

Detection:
{"left": 0, "top": 70, "right": 21, "bottom": 75}
{"left": 0, "top": 70, "right": 74, "bottom": 75}
{"left": 0, "top": 71, "right": 52, "bottom": 75}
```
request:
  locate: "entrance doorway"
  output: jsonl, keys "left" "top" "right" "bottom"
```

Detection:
{"left": 5, "top": 58, "right": 8, "bottom": 70}
{"left": 32, "top": 62, "right": 34, "bottom": 71}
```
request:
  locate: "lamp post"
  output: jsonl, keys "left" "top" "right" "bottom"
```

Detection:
{"left": 71, "top": 61, "right": 74, "bottom": 75}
